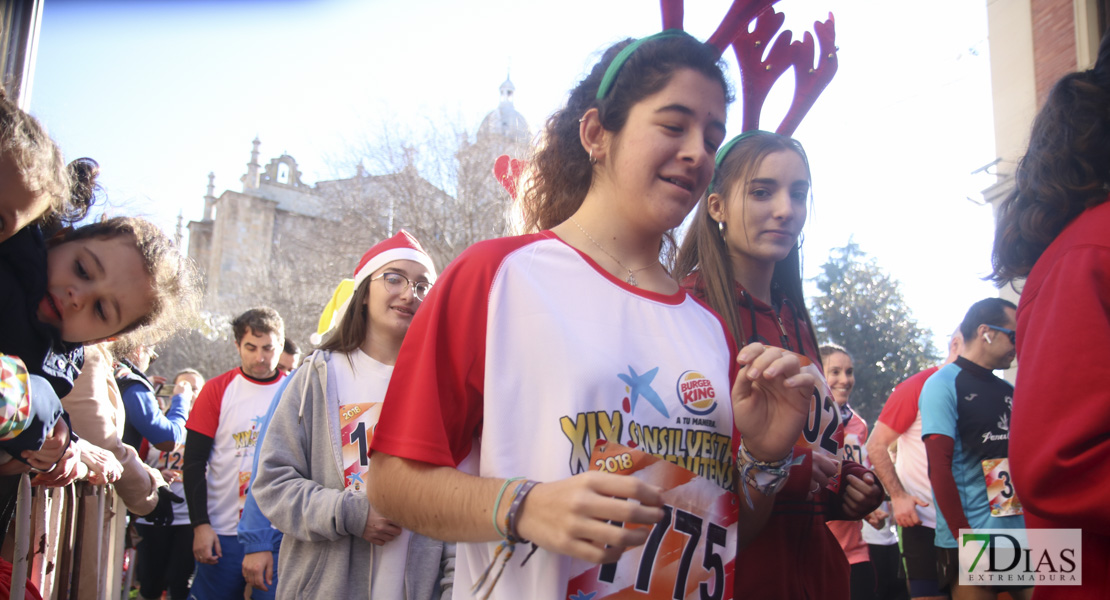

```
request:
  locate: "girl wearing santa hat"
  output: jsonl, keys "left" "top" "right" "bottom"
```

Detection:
{"left": 247, "top": 230, "right": 452, "bottom": 600}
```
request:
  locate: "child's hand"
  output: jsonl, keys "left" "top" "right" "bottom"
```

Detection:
{"left": 30, "top": 431, "right": 82, "bottom": 487}
{"left": 21, "top": 419, "right": 70, "bottom": 470}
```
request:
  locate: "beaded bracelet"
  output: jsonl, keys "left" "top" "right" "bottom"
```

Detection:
{"left": 506, "top": 479, "right": 539, "bottom": 543}
{"left": 491, "top": 477, "right": 524, "bottom": 538}
{"left": 735, "top": 441, "right": 803, "bottom": 509}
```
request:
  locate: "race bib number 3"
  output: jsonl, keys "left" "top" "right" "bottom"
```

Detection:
{"left": 981, "top": 458, "right": 1023, "bottom": 517}
{"left": 565, "top": 440, "right": 737, "bottom": 600}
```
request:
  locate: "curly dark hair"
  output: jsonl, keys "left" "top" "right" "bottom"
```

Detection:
{"left": 0, "top": 90, "right": 96, "bottom": 231}
{"left": 519, "top": 33, "right": 733, "bottom": 235}
{"left": 232, "top": 307, "right": 284, "bottom": 344}
{"left": 990, "top": 32, "right": 1110, "bottom": 285}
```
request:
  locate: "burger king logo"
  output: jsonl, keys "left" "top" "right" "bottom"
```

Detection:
{"left": 676, "top": 370, "right": 717, "bottom": 415}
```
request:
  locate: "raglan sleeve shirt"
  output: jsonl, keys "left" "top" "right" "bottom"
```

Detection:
{"left": 919, "top": 370, "right": 970, "bottom": 540}
{"left": 183, "top": 373, "right": 226, "bottom": 526}
{"left": 877, "top": 373, "right": 925, "bottom": 436}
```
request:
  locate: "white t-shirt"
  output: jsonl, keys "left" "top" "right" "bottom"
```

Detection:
{"left": 186, "top": 368, "right": 285, "bottom": 535}
{"left": 327, "top": 350, "right": 412, "bottom": 600}
{"left": 372, "top": 233, "right": 739, "bottom": 600}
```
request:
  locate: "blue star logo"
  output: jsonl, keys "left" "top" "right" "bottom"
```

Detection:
{"left": 568, "top": 591, "right": 597, "bottom": 600}
{"left": 618, "top": 366, "right": 669, "bottom": 418}
{"left": 346, "top": 472, "right": 364, "bottom": 486}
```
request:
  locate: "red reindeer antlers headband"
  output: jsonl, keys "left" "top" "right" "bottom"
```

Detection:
{"left": 494, "top": 0, "right": 837, "bottom": 199}
{"left": 664, "top": 0, "right": 838, "bottom": 136}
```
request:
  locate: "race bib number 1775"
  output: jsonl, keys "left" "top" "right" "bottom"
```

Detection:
{"left": 564, "top": 440, "right": 738, "bottom": 600}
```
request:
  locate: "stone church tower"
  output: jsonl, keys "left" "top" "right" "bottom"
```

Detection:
{"left": 187, "top": 137, "right": 322, "bottom": 309}
{"left": 186, "top": 78, "right": 530, "bottom": 331}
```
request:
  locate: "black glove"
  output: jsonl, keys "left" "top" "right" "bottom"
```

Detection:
{"left": 147, "top": 486, "right": 183, "bottom": 526}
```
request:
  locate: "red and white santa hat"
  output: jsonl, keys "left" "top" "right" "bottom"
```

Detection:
{"left": 311, "top": 230, "right": 436, "bottom": 345}
{"left": 352, "top": 229, "right": 436, "bottom": 288}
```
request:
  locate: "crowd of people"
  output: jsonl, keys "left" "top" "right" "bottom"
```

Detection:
{"left": 1, "top": 15, "right": 1107, "bottom": 600}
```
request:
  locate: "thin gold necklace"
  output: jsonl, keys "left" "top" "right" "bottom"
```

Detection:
{"left": 569, "top": 217, "right": 656, "bottom": 286}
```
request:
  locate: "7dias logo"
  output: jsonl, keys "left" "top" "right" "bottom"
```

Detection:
{"left": 959, "top": 529, "right": 1081, "bottom": 586}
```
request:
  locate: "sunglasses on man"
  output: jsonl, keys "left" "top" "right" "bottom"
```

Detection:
{"left": 985, "top": 324, "right": 1016, "bottom": 345}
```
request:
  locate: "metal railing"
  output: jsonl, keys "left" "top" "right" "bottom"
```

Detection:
{"left": 7, "top": 475, "right": 127, "bottom": 600}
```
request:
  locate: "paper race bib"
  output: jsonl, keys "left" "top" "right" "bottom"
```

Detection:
{"left": 238, "top": 471, "right": 251, "bottom": 517}
{"left": 565, "top": 440, "right": 737, "bottom": 600}
{"left": 339, "top": 402, "right": 382, "bottom": 492}
{"left": 150, "top": 444, "right": 185, "bottom": 480}
{"left": 841, "top": 432, "right": 865, "bottom": 466}
{"left": 981, "top": 457, "right": 1023, "bottom": 517}
{"left": 794, "top": 355, "right": 844, "bottom": 492}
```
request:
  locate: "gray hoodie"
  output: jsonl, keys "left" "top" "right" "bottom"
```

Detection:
{"left": 253, "top": 350, "right": 452, "bottom": 600}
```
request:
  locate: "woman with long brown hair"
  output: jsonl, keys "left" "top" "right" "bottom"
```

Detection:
{"left": 248, "top": 231, "right": 451, "bottom": 600}
{"left": 366, "top": 30, "right": 818, "bottom": 600}
{"left": 991, "top": 31, "right": 1110, "bottom": 600}
{"left": 675, "top": 130, "right": 882, "bottom": 600}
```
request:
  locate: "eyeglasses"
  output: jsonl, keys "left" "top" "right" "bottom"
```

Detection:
{"left": 371, "top": 272, "right": 432, "bottom": 301}
{"left": 985, "top": 324, "right": 1016, "bottom": 345}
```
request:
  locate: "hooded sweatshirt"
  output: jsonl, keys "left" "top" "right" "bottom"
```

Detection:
{"left": 251, "top": 349, "right": 451, "bottom": 600}
{"left": 683, "top": 273, "right": 872, "bottom": 600}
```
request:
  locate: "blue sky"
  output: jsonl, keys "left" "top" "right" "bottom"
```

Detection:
{"left": 29, "top": 0, "right": 1000, "bottom": 353}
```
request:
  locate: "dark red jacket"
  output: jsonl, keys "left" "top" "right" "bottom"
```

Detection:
{"left": 1011, "top": 200, "right": 1110, "bottom": 599}
{"left": 683, "top": 273, "right": 868, "bottom": 600}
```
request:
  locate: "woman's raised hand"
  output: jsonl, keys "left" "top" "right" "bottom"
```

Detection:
{"left": 730, "top": 343, "right": 815, "bottom": 462}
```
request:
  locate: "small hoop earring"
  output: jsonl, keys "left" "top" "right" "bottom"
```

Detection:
{"left": 589, "top": 149, "right": 596, "bottom": 165}
{"left": 718, "top": 220, "right": 726, "bottom": 235}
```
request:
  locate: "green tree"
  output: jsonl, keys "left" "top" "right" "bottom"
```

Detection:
{"left": 810, "top": 241, "right": 941, "bottom": 424}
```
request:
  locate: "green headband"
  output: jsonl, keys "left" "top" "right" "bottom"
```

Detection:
{"left": 708, "top": 130, "right": 774, "bottom": 194}
{"left": 595, "top": 29, "right": 695, "bottom": 101}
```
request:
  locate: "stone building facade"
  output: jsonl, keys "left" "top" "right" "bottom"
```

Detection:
{"left": 186, "top": 77, "right": 531, "bottom": 340}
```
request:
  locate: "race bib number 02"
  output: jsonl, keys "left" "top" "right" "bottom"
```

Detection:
{"left": 794, "top": 355, "right": 844, "bottom": 493}
{"left": 565, "top": 440, "right": 737, "bottom": 600}
{"left": 981, "top": 457, "right": 1023, "bottom": 517}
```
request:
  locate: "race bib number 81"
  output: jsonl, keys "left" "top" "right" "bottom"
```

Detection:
{"left": 565, "top": 440, "right": 737, "bottom": 600}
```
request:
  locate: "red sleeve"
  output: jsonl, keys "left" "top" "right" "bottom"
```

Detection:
{"left": 1011, "top": 244, "right": 1110, "bottom": 534}
{"left": 876, "top": 368, "right": 933, "bottom": 434}
{"left": 924, "top": 433, "right": 970, "bottom": 540}
{"left": 185, "top": 370, "right": 233, "bottom": 438}
{"left": 371, "top": 236, "right": 537, "bottom": 468}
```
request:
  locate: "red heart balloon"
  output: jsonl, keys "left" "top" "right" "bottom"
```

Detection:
{"left": 493, "top": 154, "right": 526, "bottom": 200}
